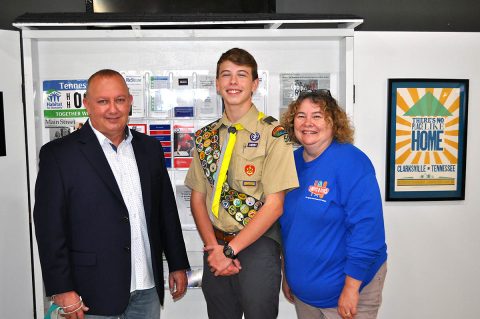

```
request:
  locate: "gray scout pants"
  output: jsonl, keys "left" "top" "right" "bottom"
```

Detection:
{"left": 202, "top": 236, "right": 281, "bottom": 319}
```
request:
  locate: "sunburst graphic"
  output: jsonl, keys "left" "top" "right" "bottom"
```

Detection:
{"left": 395, "top": 87, "right": 459, "bottom": 165}
{"left": 394, "top": 87, "right": 459, "bottom": 189}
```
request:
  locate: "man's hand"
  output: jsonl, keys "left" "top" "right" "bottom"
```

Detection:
{"left": 52, "top": 291, "right": 89, "bottom": 319}
{"left": 204, "top": 244, "right": 241, "bottom": 276}
{"left": 216, "top": 259, "right": 242, "bottom": 276}
{"left": 169, "top": 270, "right": 188, "bottom": 300}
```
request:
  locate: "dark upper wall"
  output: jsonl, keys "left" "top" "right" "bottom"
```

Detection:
{"left": 277, "top": 0, "right": 480, "bottom": 31}
{"left": 1, "top": 0, "right": 84, "bottom": 30}
{"left": 1, "top": 0, "right": 480, "bottom": 31}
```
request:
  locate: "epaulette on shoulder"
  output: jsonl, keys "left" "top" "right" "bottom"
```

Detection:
{"left": 195, "top": 119, "right": 220, "bottom": 136}
{"left": 208, "top": 119, "right": 220, "bottom": 126}
{"left": 262, "top": 116, "right": 277, "bottom": 125}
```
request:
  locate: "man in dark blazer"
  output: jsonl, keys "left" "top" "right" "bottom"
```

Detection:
{"left": 34, "top": 69, "right": 190, "bottom": 319}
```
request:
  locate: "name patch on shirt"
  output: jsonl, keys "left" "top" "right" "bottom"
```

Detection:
{"left": 243, "top": 181, "right": 257, "bottom": 187}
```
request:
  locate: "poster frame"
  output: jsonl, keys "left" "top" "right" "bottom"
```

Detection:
{"left": 386, "top": 78, "right": 468, "bottom": 201}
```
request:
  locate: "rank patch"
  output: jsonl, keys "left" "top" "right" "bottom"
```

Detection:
{"left": 244, "top": 164, "right": 255, "bottom": 176}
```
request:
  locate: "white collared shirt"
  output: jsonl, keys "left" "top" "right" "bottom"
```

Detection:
{"left": 90, "top": 122, "right": 155, "bottom": 292}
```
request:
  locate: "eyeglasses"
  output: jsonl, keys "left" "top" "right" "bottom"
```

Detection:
{"left": 298, "top": 89, "right": 332, "bottom": 98}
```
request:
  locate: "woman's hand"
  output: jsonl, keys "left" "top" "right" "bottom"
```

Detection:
{"left": 337, "top": 276, "right": 362, "bottom": 319}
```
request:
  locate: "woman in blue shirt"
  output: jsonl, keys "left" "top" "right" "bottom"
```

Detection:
{"left": 280, "top": 90, "right": 387, "bottom": 319}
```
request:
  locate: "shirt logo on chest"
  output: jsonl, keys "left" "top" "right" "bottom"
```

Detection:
{"left": 307, "top": 180, "right": 330, "bottom": 200}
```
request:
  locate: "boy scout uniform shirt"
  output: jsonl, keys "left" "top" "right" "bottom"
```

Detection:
{"left": 184, "top": 105, "right": 299, "bottom": 243}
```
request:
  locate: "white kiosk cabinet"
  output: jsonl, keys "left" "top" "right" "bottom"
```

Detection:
{"left": 14, "top": 14, "right": 362, "bottom": 319}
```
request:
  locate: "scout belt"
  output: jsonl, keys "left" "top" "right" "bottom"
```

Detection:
{"left": 194, "top": 120, "right": 264, "bottom": 226}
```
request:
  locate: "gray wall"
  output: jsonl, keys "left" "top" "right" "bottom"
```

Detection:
{"left": 2, "top": 0, "right": 480, "bottom": 31}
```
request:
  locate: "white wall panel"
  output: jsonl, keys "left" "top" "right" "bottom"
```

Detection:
{"left": 354, "top": 31, "right": 480, "bottom": 319}
{"left": 0, "top": 29, "right": 33, "bottom": 319}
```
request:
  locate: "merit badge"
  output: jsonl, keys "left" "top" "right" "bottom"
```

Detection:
{"left": 203, "top": 131, "right": 211, "bottom": 140}
{"left": 238, "top": 193, "right": 247, "bottom": 200}
{"left": 272, "top": 125, "right": 287, "bottom": 137}
{"left": 222, "top": 182, "right": 230, "bottom": 192}
{"left": 211, "top": 134, "right": 219, "bottom": 143}
{"left": 204, "top": 169, "right": 210, "bottom": 177}
{"left": 244, "top": 164, "right": 255, "bottom": 176}
{"left": 248, "top": 210, "right": 256, "bottom": 218}
{"left": 207, "top": 155, "right": 213, "bottom": 164}
{"left": 233, "top": 198, "right": 242, "bottom": 207}
{"left": 196, "top": 136, "right": 203, "bottom": 144}
{"left": 213, "top": 149, "right": 220, "bottom": 159}
{"left": 228, "top": 206, "right": 236, "bottom": 215}
{"left": 201, "top": 160, "right": 208, "bottom": 168}
{"left": 199, "top": 151, "right": 206, "bottom": 160}
{"left": 250, "top": 132, "right": 260, "bottom": 141}
{"left": 245, "top": 197, "right": 255, "bottom": 206}
{"left": 242, "top": 217, "right": 251, "bottom": 226}
{"left": 209, "top": 163, "right": 217, "bottom": 172}
{"left": 205, "top": 146, "right": 212, "bottom": 155}
{"left": 235, "top": 212, "right": 244, "bottom": 222}
{"left": 222, "top": 200, "right": 229, "bottom": 209}
{"left": 240, "top": 204, "right": 249, "bottom": 214}
{"left": 254, "top": 201, "right": 263, "bottom": 210}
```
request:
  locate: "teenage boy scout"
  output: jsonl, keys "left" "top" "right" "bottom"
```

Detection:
{"left": 185, "top": 48, "right": 298, "bottom": 319}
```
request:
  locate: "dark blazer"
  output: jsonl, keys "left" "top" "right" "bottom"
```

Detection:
{"left": 34, "top": 122, "right": 189, "bottom": 316}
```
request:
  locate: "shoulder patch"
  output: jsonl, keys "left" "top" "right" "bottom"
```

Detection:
{"left": 262, "top": 116, "right": 277, "bottom": 125}
{"left": 272, "top": 125, "right": 287, "bottom": 138}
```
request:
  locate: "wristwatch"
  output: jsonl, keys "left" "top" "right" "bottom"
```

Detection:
{"left": 223, "top": 244, "right": 237, "bottom": 259}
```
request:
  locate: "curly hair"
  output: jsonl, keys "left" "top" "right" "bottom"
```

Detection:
{"left": 281, "top": 90, "right": 354, "bottom": 145}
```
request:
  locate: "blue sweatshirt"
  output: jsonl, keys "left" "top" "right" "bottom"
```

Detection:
{"left": 280, "top": 141, "right": 387, "bottom": 308}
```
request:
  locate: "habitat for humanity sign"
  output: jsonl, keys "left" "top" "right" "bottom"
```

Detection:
{"left": 42, "top": 80, "right": 89, "bottom": 143}
{"left": 43, "top": 80, "right": 87, "bottom": 117}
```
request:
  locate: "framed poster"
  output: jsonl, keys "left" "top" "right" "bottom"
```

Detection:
{"left": 386, "top": 79, "right": 468, "bottom": 201}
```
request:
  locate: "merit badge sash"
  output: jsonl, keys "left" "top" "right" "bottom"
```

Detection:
{"left": 194, "top": 120, "right": 264, "bottom": 226}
